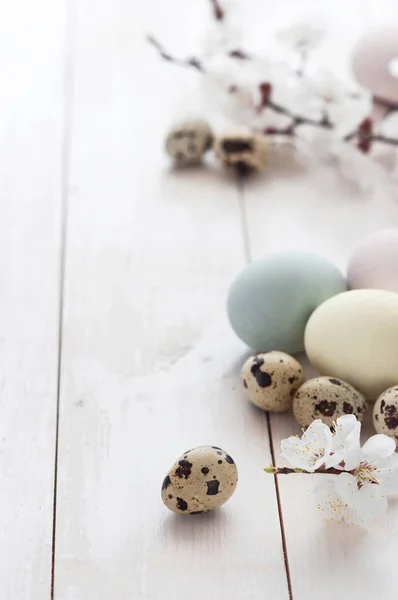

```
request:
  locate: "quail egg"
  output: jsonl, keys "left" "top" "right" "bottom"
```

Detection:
{"left": 241, "top": 351, "right": 305, "bottom": 412}
{"left": 293, "top": 376, "right": 367, "bottom": 428}
{"left": 165, "top": 119, "right": 213, "bottom": 165}
{"left": 373, "top": 386, "right": 398, "bottom": 440}
{"left": 214, "top": 129, "right": 267, "bottom": 174}
{"left": 161, "top": 445, "right": 238, "bottom": 515}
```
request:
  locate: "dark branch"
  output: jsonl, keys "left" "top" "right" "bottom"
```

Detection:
{"left": 229, "top": 49, "right": 251, "bottom": 60}
{"left": 148, "top": 36, "right": 398, "bottom": 151}
{"left": 344, "top": 130, "right": 398, "bottom": 147}
{"left": 210, "top": 0, "right": 224, "bottom": 20}
{"left": 147, "top": 35, "right": 203, "bottom": 72}
{"left": 266, "top": 99, "right": 333, "bottom": 130}
{"left": 369, "top": 134, "right": 398, "bottom": 147}
{"left": 344, "top": 117, "right": 398, "bottom": 150}
{"left": 267, "top": 466, "right": 344, "bottom": 476}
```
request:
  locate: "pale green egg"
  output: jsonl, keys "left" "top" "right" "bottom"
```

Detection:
{"left": 227, "top": 252, "right": 346, "bottom": 354}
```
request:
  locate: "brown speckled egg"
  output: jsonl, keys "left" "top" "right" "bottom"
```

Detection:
{"left": 161, "top": 446, "right": 238, "bottom": 515}
{"left": 293, "top": 376, "right": 367, "bottom": 428}
{"left": 241, "top": 351, "right": 305, "bottom": 412}
{"left": 214, "top": 129, "right": 267, "bottom": 175}
{"left": 373, "top": 386, "right": 398, "bottom": 440}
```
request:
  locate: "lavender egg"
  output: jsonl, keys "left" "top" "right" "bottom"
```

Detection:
{"left": 347, "top": 229, "right": 398, "bottom": 293}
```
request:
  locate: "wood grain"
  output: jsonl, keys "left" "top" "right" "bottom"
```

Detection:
{"left": 0, "top": 1, "right": 66, "bottom": 597}
{"left": 53, "top": 1, "right": 289, "bottom": 598}
{"left": 244, "top": 97, "right": 398, "bottom": 600}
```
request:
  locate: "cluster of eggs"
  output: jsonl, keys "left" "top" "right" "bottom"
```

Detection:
{"left": 160, "top": 222, "right": 398, "bottom": 517}
{"left": 165, "top": 119, "right": 268, "bottom": 174}
{"left": 241, "top": 351, "right": 368, "bottom": 428}
{"left": 229, "top": 229, "right": 398, "bottom": 438}
{"left": 242, "top": 349, "right": 398, "bottom": 438}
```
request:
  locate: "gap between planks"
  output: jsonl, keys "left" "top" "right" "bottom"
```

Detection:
{"left": 239, "top": 178, "right": 294, "bottom": 599}
{"left": 51, "top": 2, "right": 76, "bottom": 598}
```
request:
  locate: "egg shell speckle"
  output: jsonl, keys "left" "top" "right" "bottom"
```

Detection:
{"left": 373, "top": 386, "right": 398, "bottom": 440}
{"left": 165, "top": 119, "right": 213, "bottom": 165}
{"left": 293, "top": 376, "right": 367, "bottom": 428}
{"left": 161, "top": 446, "right": 238, "bottom": 515}
{"left": 241, "top": 351, "right": 305, "bottom": 412}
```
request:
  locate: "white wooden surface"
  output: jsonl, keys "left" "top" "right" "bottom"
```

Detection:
{"left": 53, "top": 2, "right": 288, "bottom": 599}
{"left": 2, "top": 0, "right": 398, "bottom": 598}
{"left": 0, "top": 1, "right": 66, "bottom": 598}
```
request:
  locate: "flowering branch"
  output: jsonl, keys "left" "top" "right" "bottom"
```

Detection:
{"left": 271, "top": 416, "right": 398, "bottom": 526}
{"left": 148, "top": 36, "right": 398, "bottom": 152}
{"left": 265, "top": 465, "right": 343, "bottom": 475}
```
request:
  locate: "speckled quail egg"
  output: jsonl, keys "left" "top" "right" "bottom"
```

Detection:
{"left": 214, "top": 129, "right": 267, "bottom": 174}
{"left": 373, "top": 386, "right": 398, "bottom": 440}
{"left": 241, "top": 351, "right": 305, "bottom": 412}
{"left": 161, "top": 446, "right": 238, "bottom": 515}
{"left": 293, "top": 376, "right": 367, "bottom": 428}
{"left": 165, "top": 119, "right": 213, "bottom": 165}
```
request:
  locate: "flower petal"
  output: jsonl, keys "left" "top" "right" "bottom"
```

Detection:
{"left": 328, "top": 415, "right": 362, "bottom": 469}
{"left": 303, "top": 419, "right": 333, "bottom": 449}
{"left": 378, "top": 451, "right": 398, "bottom": 472}
{"left": 354, "top": 484, "right": 388, "bottom": 522}
{"left": 334, "top": 472, "right": 358, "bottom": 507}
{"left": 335, "top": 414, "right": 361, "bottom": 444}
{"left": 280, "top": 436, "right": 316, "bottom": 471}
{"left": 380, "top": 470, "right": 398, "bottom": 494}
{"left": 280, "top": 420, "right": 333, "bottom": 472}
{"left": 324, "top": 452, "right": 344, "bottom": 469}
{"left": 362, "top": 434, "right": 396, "bottom": 460}
{"left": 313, "top": 476, "right": 363, "bottom": 526}
{"left": 334, "top": 473, "right": 388, "bottom": 523}
{"left": 343, "top": 448, "right": 362, "bottom": 471}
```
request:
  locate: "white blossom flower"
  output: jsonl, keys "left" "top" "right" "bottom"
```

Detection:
{"left": 330, "top": 140, "right": 384, "bottom": 191}
{"left": 318, "top": 430, "right": 398, "bottom": 524}
{"left": 380, "top": 111, "right": 398, "bottom": 138}
{"left": 281, "top": 419, "right": 333, "bottom": 472}
{"left": 277, "top": 21, "right": 325, "bottom": 54}
{"left": 202, "top": 23, "right": 244, "bottom": 58}
{"left": 279, "top": 415, "right": 398, "bottom": 525}
{"left": 310, "top": 71, "right": 372, "bottom": 138}
{"left": 314, "top": 476, "right": 365, "bottom": 526}
{"left": 325, "top": 414, "right": 361, "bottom": 469}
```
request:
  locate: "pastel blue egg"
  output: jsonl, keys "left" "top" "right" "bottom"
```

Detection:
{"left": 227, "top": 252, "right": 346, "bottom": 354}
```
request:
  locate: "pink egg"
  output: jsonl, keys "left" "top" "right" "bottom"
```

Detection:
{"left": 351, "top": 26, "right": 398, "bottom": 106}
{"left": 348, "top": 229, "right": 398, "bottom": 293}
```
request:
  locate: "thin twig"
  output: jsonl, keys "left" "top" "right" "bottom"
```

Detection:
{"left": 147, "top": 35, "right": 203, "bottom": 72}
{"left": 210, "top": 0, "right": 224, "bottom": 21}
{"left": 148, "top": 38, "right": 333, "bottom": 133}
{"left": 267, "top": 101, "right": 333, "bottom": 130}
{"left": 266, "top": 466, "right": 344, "bottom": 476}
{"left": 370, "top": 134, "right": 398, "bottom": 147}
{"left": 148, "top": 35, "right": 398, "bottom": 150}
{"left": 343, "top": 130, "right": 398, "bottom": 147}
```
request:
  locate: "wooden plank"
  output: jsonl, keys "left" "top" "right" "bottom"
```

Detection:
{"left": 53, "top": 1, "right": 289, "bottom": 598}
{"left": 267, "top": 405, "right": 398, "bottom": 599}
{"left": 244, "top": 86, "right": 398, "bottom": 600}
{"left": 0, "top": 1, "right": 66, "bottom": 597}
{"left": 242, "top": 9, "right": 398, "bottom": 600}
